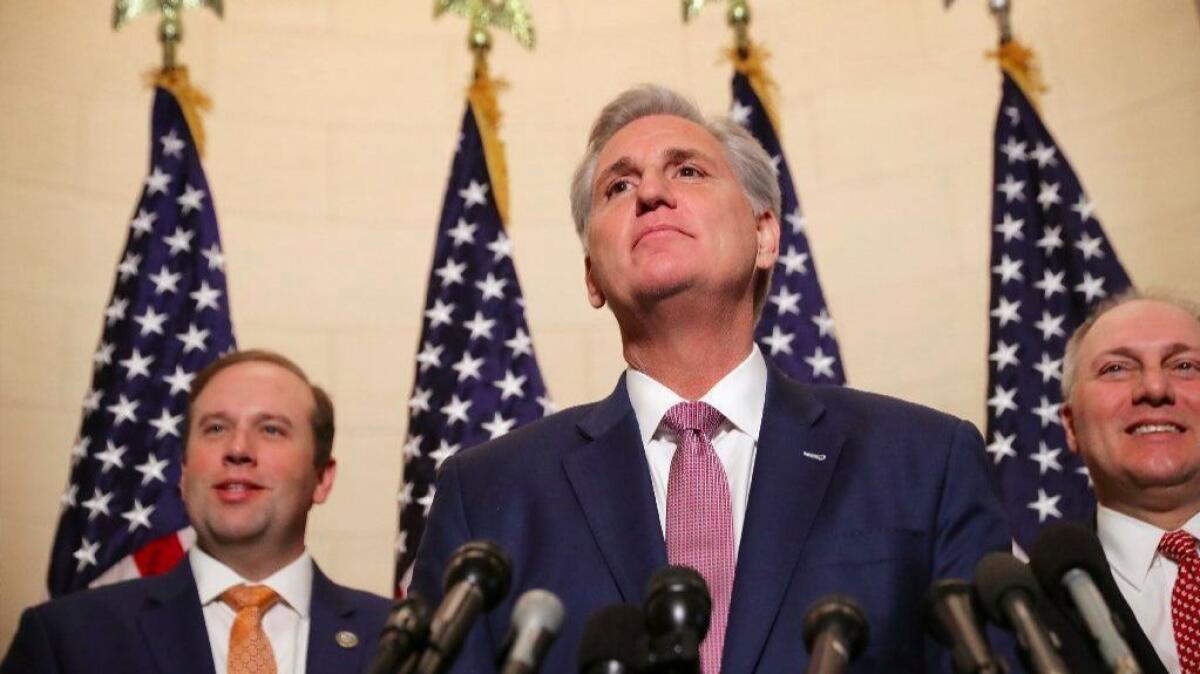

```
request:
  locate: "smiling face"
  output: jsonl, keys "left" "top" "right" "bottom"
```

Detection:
{"left": 1063, "top": 299, "right": 1200, "bottom": 518}
{"left": 181, "top": 360, "right": 335, "bottom": 572}
{"left": 582, "top": 114, "right": 777, "bottom": 317}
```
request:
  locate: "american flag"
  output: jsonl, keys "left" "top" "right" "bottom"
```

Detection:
{"left": 731, "top": 71, "right": 846, "bottom": 384}
{"left": 984, "top": 73, "right": 1132, "bottom": 551}
{"left": 48, "top": 87, "right": 235, "bottom": 596}
{"left": 394, "top": 99, "right": 550, "bottom": 594}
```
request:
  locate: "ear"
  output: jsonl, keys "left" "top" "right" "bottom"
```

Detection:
{"left": 1061, "top": 403, "right": 1080, "bottom": 455}
{"left": 311, "top": 458, "right": 337, "bottom": 505}
{"left": 584, "top": 255, "right": 606, "bottom": 309}
{"left": 754, "top": 208, "right": 781, "bottom": 272}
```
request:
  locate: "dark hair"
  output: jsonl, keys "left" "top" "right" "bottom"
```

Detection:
{"left": 183, "top": 349, "right": 335, "bottom": 468}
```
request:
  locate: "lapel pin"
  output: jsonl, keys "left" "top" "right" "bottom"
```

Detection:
{"left": 335, "top": 630, "right": 359, "bottom": 649}
{"left": 802, "top": 451, "right": 827, "bottom": 462}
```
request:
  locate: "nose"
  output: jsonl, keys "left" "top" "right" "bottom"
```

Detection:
{"left": 635, "top": 168, "right": 675, "bottom": 217}
{"left": 1134, "top": 365, "right": 1175, "bottom": 407}
{"left": 222, "top": 428, "right": 256, "bottom": 467}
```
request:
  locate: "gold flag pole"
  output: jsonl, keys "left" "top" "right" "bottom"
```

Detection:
{"left": 683, "top": 0, "right": 781, "bottom": 133}
{"left": 112, "top": 0, "right": 223, "bottom": 155}
{"left": 434, "top": 0, "right": 536, "bottom": 226}
{"left": 944, "top": 0, "right": 1047, "bottom": 107}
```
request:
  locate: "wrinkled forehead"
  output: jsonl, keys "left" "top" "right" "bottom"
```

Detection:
{"left": 1081, "top": 300, "right": 1200, "bottom": 358}
{"left": 594, "top": 114, "right": 725, "bottom": 174}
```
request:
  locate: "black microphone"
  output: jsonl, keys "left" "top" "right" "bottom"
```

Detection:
{"left": 975, "top": 552, "right": 1068, "bottom": 674}
{"left": 578, "top": 604, "right": 647, "bottom": 674}
{"left": 922, "top": 579, "right": 1004, "bottom": 674}
{"left": 802, "top": 595, "right": 869, "bottom": 674}
{"left": 642, "top": 566, "right": 711, "bottom": 674}
{"left": 367, "top": 593, "right": 432, "bottom": 674}
{"left": 1030, "top": 522, "right": 1143, "bottom": 674}
{"left": 415, "top": 541, "right": 512, "bottom": 674}
{"left": 497, "top": 589, "right": 566, "bottom": 674}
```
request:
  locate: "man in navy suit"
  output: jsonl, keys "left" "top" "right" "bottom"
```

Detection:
{"left": 410, "top": 85, "right": 1009, "bottom": 672}
{"left": 1048, "top": 293, "right": 1200, "bottom": 673}
{"left": 1, "top": 349, "right": 390, "bottom": 674}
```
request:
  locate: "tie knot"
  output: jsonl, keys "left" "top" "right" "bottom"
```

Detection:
{"left": 221, "top": 584, "right": 280, "bottom": 613}
{"left": 1159, "top": 530, "right": 1199, "bottom": 564}
{"left": 662, "top": 401, "right": 723, "bottom": 440}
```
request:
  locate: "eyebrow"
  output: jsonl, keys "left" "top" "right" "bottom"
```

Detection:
{"left": 194, "top": 411, "right": 295, "bottom": 427}
{"left": 593, "top": 147, "right": 715, "bottom": 193}
{"left": 1095, "top": 343, "right": 1199, "bottom": 361}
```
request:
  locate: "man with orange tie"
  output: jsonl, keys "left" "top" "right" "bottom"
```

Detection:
{"left": 2, "top": 350, "right": 389, "bottom": 674}
{"left": 411, "top": 84, "right": 1009, "bottom": 673}
{"left": 1057, "top": 293, "right": 1200, "bottom": 673}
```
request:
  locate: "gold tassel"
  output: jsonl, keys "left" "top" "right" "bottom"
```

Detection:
{"left": 145, "top": 66, "right": 212, "bottom": 157}
{"left": 988, "top": 40, "right": 1048, "bottom": 110}
{"left": 725, "top": 41, "right": 781, "bottom": 135}
{"left": 467, "top": 64, "right": 511, "bottom": 226}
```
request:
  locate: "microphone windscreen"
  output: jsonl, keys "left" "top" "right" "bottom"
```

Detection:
{"left": 801, "top": 594, "right": 869, "bottom": 659}
{"left": 512, "top": 589, "right": 566, "bottom": 636}
{"left": 1029, "top": 522, "right": 1111, "bottom": 602}
{"left": 443, "top": 540, "right": 512, "bottom": 611}
{"left": 578, "top": 604, "right": 645, "bottom": 672}
{"left": 974, "top": 552, "right": 1041, "bottom": 627}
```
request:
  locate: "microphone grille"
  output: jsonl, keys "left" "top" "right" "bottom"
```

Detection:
{"left": 512, "top": 589, "right": 566, "bottom": 635}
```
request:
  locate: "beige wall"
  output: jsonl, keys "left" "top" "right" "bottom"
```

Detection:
{"left": 2, "top": 0, "right": 1198, "bottom": 650}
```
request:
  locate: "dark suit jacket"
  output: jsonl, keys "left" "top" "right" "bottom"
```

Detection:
{"left": 411, "top": 365, "right": 1011, "bottom": 672}
{"left": 1037, "top": 536, "right": 1168, "bottom": 674}
{"left": 1, "top": 559, "right": 390, "bottom": 674}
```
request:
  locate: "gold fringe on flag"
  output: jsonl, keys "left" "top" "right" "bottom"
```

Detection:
{"left": 467, "top": 64, "right": 511, "bottom": 226}
{"left": 726, "top": 41, "right": 781, "bottom": 135}
{"left": 145, "top": 66, "right": 212, "bottom": 157}
{"left": 988, "top": 40, "right": 1048, "bottom": 110}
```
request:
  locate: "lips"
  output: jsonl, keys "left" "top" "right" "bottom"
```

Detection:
{"left": 214, "top": 479, "right": 265, "bottom": 503}
{"left": 1126, "top": 421, "right": 1187, "bottom": 436}
{"left": 633, "top": 224, "right": 687, "bottom": 248}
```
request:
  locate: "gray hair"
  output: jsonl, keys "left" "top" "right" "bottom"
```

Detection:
{"left": 1062, "top": 289, "right": 1200, "bottom": 400}
{"left": 568, "top": 84, "right": 782, "bottom": 315}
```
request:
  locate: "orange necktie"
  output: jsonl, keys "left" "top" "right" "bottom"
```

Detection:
{"left": 222, "top": 584, "right": 281, "bottom": 674}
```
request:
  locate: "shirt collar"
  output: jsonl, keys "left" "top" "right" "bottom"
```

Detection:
{"left": 1097, "top": 506, "right": 1200, "bottom": 591}
{"left": 626, "top": 345, "right": 767, "bottom": 444}
{"left": 189, "top": 546, "right": 314, "bottom": 617}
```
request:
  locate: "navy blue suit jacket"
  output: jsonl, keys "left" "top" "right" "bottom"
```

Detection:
{"left": 411, "top": 366, "right": 1010, "bottom": 672}
{"left": 1, "top": 559, "right": 390, "bottom": 674}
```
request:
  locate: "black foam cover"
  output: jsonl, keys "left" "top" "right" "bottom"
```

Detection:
{"left": 578, "top": 604, "right": 646, "bottom": 673}
{"left": 974, "top": 552, "right": 1041, "bottom": 627}
{"left": 1028, "top": 522, "right": 1111, "bottom": 605}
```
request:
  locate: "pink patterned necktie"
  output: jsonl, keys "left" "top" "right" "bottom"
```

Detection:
{"left": 1160, "top": 530, "right": 1200, "bottom": 674}
{"left": 663, "top": 401, "right": 734, "bottom": 674}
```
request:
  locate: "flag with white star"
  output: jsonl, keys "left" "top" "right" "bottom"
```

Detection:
{"left": 395, "top": 97, "right": 550, "bottom": 595}
{"left": 47, "top": 87, "right": 235, "bottom": 597}
{"left": 985, "top": 73, "right": 1132, "bottom": 551}
{"left": 731, "top": 72, "right": 846, "bottom": 384}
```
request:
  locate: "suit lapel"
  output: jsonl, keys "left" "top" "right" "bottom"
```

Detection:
{"left": 563, "top": 376, "right": 668, "bottom": 603}
{"left": 307, "top": 565, "right": 373, "bottom": 673}
{"left": 139, "top": 561, "right": 217, "bottom": 674}
{"left": 722, "top": 369, "right": 845, "bottom": 673}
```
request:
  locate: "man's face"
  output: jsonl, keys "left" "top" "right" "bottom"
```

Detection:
{"left": 1063, "top": 300, "right": 1200, "bottom": 509}
{"left": 181, "top": 361, "right": 334, "bottom": 561}
{"left": 583, "top": 115, "right": 777, "bottom": 314}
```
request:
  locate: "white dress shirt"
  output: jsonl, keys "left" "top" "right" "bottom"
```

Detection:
{"left": 626, "top": 345, "right": 767, "bottom": 561}
{"left": 190, "top": 547, "right": 314, "bottom": 674}
{"left": 1097, "top": 505, "right": 1200, "bottom": 674}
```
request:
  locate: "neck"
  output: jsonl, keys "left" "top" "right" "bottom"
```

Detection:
{"left": 201, "top": 540, "right": 305, "bottom": 582}
{"left": 616, "top": 296, "right": 757, "bottom": 399}
{"left": 1104, "top": 494, "right": 1200, "bottom": 532}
